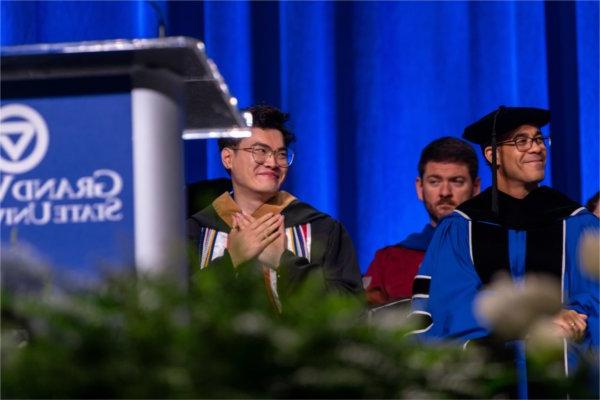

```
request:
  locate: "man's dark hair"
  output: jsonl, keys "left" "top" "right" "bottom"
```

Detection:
{"left": 418, "top": 136, "right": 479, "bottom": 181}
{"left": 218, "top": 105, "right": 296, "bottom": 151}
{"left": 586, "top": 191, "right": 599, "bottom": 214}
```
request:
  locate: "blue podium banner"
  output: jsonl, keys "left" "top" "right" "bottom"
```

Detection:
{"left": 1, "top": 93, "right": 135, "bottom": 279}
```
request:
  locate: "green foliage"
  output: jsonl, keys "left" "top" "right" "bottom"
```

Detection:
{"left": 0, "top": 265, "right": 583, "bottom": 399}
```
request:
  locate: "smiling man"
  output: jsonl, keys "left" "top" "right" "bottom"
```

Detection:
{"left": 364, "top": 137, "right": 480, "bottom": 305}
{"left": 187, "top": 105, "right": 362, "bottom": 310}
{"left": 411, "top": 106, "right": 599, "bottom": 398}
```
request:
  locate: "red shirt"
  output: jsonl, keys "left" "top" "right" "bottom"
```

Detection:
{"left": 363, "top": 245, "right": 425, "bottom": 305}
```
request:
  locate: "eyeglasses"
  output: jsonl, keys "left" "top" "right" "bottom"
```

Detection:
{"left": 497, "top": 136, "right": 551, "bottom": 152}
{"left": 231, "top": 144, "right": 295, "bottom": 168}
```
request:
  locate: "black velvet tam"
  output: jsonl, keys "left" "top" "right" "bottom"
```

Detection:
{"left": 463, "top": 106, "right": 550, "bottom": 145}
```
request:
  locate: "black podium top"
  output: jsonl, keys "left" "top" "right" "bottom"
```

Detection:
{"left": 1, "top": 37, "right": 250, "bottom": 139}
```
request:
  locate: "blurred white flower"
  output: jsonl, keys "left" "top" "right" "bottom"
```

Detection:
{"left": 139, "top": 286, "right": 161, "bottom": 311}
{"left": 368, "top": 299, "right": 412, "bottom": 331}
{"left": 579, "top": 229, "right": 599, "bottom": 279}
{"left": 232, "top": 311, "right": 268, "bottom": 336}
{"left": 474, "top": 273, "right": 561, "bottom": 339}
{"left": 526, "top": 317, "right": 563, "bottom": 354}
{"left": 271, "top": 327, "right": 301, "bottom": 350}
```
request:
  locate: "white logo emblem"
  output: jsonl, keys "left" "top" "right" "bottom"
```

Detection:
{"left": 0, "top": 104, "right": 49, "bottom": 174}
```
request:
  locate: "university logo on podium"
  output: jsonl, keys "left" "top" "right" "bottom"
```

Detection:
{"left": 1, "top": 104, "right": 49, "bottom": 174}
{"left": 1, "top": 94, "right": 135, "bottom": 280}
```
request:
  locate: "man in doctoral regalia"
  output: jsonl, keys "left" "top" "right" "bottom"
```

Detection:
{"left": 410, "top": 106, "right": 599, "bottom": 398}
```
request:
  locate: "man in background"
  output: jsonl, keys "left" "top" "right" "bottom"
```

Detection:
{"left": 363, "top": 137, "right": 480, "bottom": 305}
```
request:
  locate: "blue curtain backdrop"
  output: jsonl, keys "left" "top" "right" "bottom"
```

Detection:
{"left": 2, "top": 0, "right": 598, "bottom": 272}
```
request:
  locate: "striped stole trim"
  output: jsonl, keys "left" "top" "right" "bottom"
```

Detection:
{"left": 265, "top": 223, "right": 312, "bottom": 313}
{"left": 286, "top": 224, "right": 312, "bottom": 261}
{"left": 263, "top": 266, "right": 282, "bottom": 312}
{"left": 198, "top": 224, "right": 313, "bottom": 267}
{"left": 198, "top": 223, "right": 313, "bottom": 313}
{"left": 199, "top": 227, "right": 217, "bottom": 269}
{"left": 199, "top": 227, "right": 227, "bottom": 269}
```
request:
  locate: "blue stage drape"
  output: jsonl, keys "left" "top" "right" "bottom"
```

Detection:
{"left": 2, "top": 0, "right": 598, "bottom": 272}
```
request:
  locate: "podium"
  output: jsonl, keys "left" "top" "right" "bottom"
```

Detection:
{"left": 0, "top": 37, "right": 249, "bottom": 281}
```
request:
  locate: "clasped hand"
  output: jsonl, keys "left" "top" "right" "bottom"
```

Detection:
{"left": 552, "top": 309, "right": 587, "bottom": 341}
{"left": 227, "top": 212, "right": 285, "bottom": 269}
